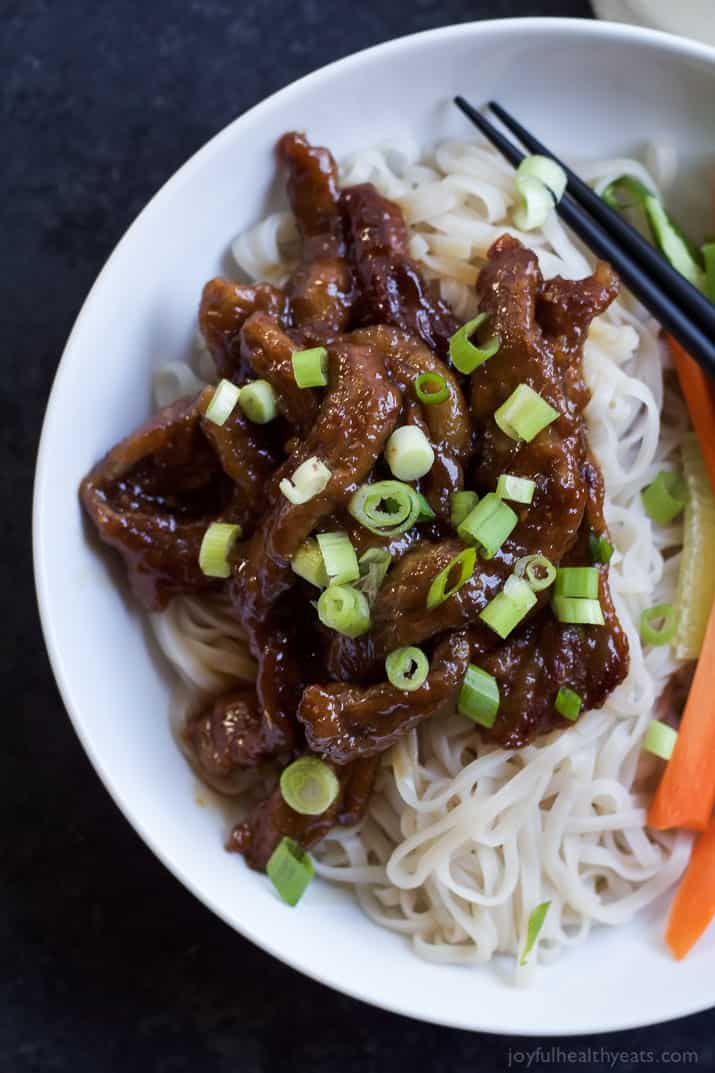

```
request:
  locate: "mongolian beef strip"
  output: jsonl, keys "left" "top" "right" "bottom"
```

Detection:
{"left": 342, "top": 183, "right": 459, "bottom": 359}
{"left": 351, "top": 325, "right": 473, "bottom": 521}
{"left": 197, "top": 384, "right": 278, "bottom": 530}
{"left": 299, "top": 632, "right": 470, "bottom": 763}
{"left": 188, "top": 687, "right": 274, "bottom": 776}
{"left": 278, "top": 132, "right": 355, "bottom": 341}
{"left": 230, "top": 755, "right": 379, "bottom": 871}
{"left": 233, "top": 339, "right": 401, "bottom": 646}
{"left": 240, "top": 311, "right": 319, "bottom": 434}
{"left": 199, "top": 278, "right": 288, "bottom": 382}
{"left": 80, "top": 397, "right": 231, "bottom": 610}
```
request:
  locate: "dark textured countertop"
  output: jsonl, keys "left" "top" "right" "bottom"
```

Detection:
{"left": 5, "top": 1, "right": 714, "bottom": 1069}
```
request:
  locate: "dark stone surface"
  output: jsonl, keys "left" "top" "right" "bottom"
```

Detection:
{"left": 4, "top": 0, "right": 714, "bottom": 1069}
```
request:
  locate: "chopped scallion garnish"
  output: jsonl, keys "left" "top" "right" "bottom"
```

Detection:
{"left": 355, "top": 547, "right": 392, "bottom": 605}
{"left": 291, "top": 538, "right": 329, "bottom": 589}
{"left": 513, "top": 157, "right": 566, "bottom": 232}
{"left": 414, "top": 371, "right": 449, "bottom": 405}
{"left": 520, "top": 901, "right": 550, "bottom": 965}
{"left": 279, "top": 757, "right": 339, "bottom": 816}
{"left": 457, "top": 664, "right": 500, "bottom": 728}
{"left": 643, "top": 719, "right": 678, "bottom": 761}
{"left": 479, "top": 574, "right": 537, "bottom": 639}
{"left": 385, "top": 646, "right": 430, "bottom": 692}
{"left": 494, "top": 384, "right": 559, "bottom": 443}
{"left": 198, "top": 522, "right": 241, "bottom": 578}
{"left": 204, "top": 379, "right": 241, "bottom": 426}
{"left": 640, "top": 603, "right": 677, "bottom": 647}
{"left": 555, "top": 686, "right": 582, "bottom": 722}
{"left": 291, "top": 346, "right": 329, "bottom": 388}
{"left": 316, "top": 584, "right": 370, "bottom": 638}
{"left": 349, "top": 480, "right": 422, "bottom": 537}
{"left": 316, "top": 531, "right": 360, "bottom": 586}
{"left": 554, "top": 566, "right": 600, "bottom": 600}
{"left": 450, "top": 490, "right": 479, "bottom": 531}
{"left": 641, "top": 470, "right": 687, "bottom": 525}
{"left": 238, "top": 379, "right": 278, "bottom": 424}
{"left": 426, "top": 547, "right": 477, "bottom": 609}
{"left": 416, "top": 492, "right": 435, "bottom": 522}
{"left": 266, "top": 837, "right": 314, "bottom": 906}
{"left": 496, "top": 473, "right": 536, "bottom": 505}
{"left": 588, "top": 530, "right": 614, "bottom": 564}
{"left": 514, "top": 554, "right": 556, "bottom": 593}
{"left": 279, "top": 457, "right": 332, "bottom": 505}
{"left": 448, "top": 313, "right": 500, "bottom": 375}
{"left": 457, "top": 492, "right": 518, "bottom": 559}
{"left": 551, "top": 595, "right": 605, "bottom": 626}
{"left": 384, "top": 425, "right": 435, "bottom": 482}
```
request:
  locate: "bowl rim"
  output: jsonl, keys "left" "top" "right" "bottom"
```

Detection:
{"left": 34, "top": 16, "right": 715, "bottom": 1035}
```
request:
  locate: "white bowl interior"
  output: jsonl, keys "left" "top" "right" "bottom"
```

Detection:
{"left": 34, "top": 18, "right": 715, "bottom": 1034}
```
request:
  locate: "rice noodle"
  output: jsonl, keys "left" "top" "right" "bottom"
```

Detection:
{"left": 149, "top": 135, "right": 692, "bottom": 980}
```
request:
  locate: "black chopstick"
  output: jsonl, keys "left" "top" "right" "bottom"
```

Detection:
{"left": 453, "top": 96, "right": 715, "bottom": 379}
{"left": 488, "top": 100, "right": 715, "bottom": 343}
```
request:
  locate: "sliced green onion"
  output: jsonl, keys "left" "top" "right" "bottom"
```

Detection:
{"left": 279, "top": 456, "right": 332, "bottom": 505}
{"left": 416, "top": 492, "right": 435, "bottom": 522}
{"left": 448, "top": 313, "right": 500, "bottom": 375}
{"left": 238, "top": 379, "right": 277, "bottom": 424}
{"left": 641, "top": 470, "right": 687, "bottom": 525}
{"left": 349, "top": 480, "right": 422, "bottom": 537}
{"left": 457, "top": 492, "right": 518, "bottom": 559}
{"left": 450, "top": 490, "right": 479, "bottom": 530}
{"left": 643, "top": 719, "right": 678, "bottom": 761}
{"left": 316, "top": 531, "right": 360, "bottom": 586}
{"left": 426, "top": 547, "right": 477, "bottom": 609}
{"left": 588, "top": 530, "right": 614, "bottom": 564}
{"left": 415, "top": 371, "right": 449, "bottom": 405}
{"left": 555, "top": 686, "right": 582, "bottom": 722}
{"left": 494, "top": 384, "right": 559, "bottom": 443}
{"left": 198, "top": 522, "right": 241, "bottom": 578}
{"left": 514, "top": 157, "right": 566, "bottom": 232}
{"left": 515, "top": 554, "right": 556, "bottom": 593}
{"left": 496, "top": 473, "right": 536, "bottom": 505}
{"left": 356, "top": 547, "right": 392, "bottom": 604}
{"left": 384, "top": 425, "right": 435, "bottom": 481}
{"left": 204, "top": 378, "right": 241, "bottom": 426}
{"left": 385, "top": 646, "right": 430, "bottom": 692}
{"left": 703, "top": 242, "right": 715, "bottom": 303}
{"left": 640, "top": 603, "right": 677, "bottom": 647}
{"left": 279, "top": 756, "right": 339, "bottom": 815}
{"left": 603, "top": 175, "right": 705, "bottom": 289}
{"left": 551, "top": 596, "right": 605, "bottom": 626}
{"left": 457, "top": 664, "right": 500, "bottom": 728}
{"left": 520, "top": 901, "right": 551, "bottom": 966}
{"left": 317, "top": 584, "right": 370, "bottom": 638}
{"left": 291, "top": 346, "right": 328, "bottom": 388}
{"left": 291, "top": 538, "right": 329, "bottom": 588}
{"left": 266, "top": 837, "right": 314, "bottom": 906}
{"left": 554, "top": 566, "right": 600, "bottom": 600}
{"left": 479, "top": 574, "right": 537, "bottom": 639}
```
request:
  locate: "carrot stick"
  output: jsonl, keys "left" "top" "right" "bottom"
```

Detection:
{"left": 666, "top": 818, "right": 715, "bottom": 959}
{"left": 668, "top": 336, "right": 715, "bottom": 497}
{"left": 648, "top": 598, "right": 715, "bottom": 830}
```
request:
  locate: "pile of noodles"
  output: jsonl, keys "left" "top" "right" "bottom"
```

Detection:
{"left": 149, "top": 136, "right": 692, "bottom": 981}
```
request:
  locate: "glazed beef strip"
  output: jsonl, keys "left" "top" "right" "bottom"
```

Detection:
{"left": 342, "top": 183, "right": 459, "bottom": 360}
{"left": 230, "top": 754, "right": 379, "bottom": 871}
{"left": 300, "top": 632, "right": 470, "bottom": 763}
{"left": 233, "top": 339, "right": 401, "bottom": 646}
{"left": 188, "top": 687, "right": 275, "bottom": 776}
{"left": 80, "top": 397, "right": 231, "bottom": 609}
{"left": 240, "top": 311, "right": 320, "bottom": 434}
{"left": 199, "top": 278, "right": 288, "bottom": 382}
{"left": 351, "top": 325, "right": 473, "bottom": 521}
{"left": 278, "top": 132, "right": 355, "bottom": 341}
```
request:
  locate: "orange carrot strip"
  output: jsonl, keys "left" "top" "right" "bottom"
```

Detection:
{"left": 666, "top": 818, "right": 715, "bottom": 959}
{"left": 669, "top": 335, "right": 715, "bottom": 496}
{"left": 648, "top": 599, "right": 715, "bottom": 831}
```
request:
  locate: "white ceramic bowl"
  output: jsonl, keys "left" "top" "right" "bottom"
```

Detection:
{"left": 34, "top": 18, "right": 715, "bottom": 1035}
